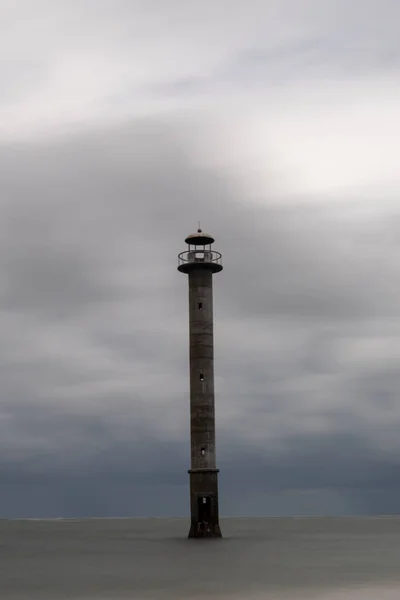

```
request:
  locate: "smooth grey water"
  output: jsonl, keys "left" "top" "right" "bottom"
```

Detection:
{"left": 1, "top": 517, "right": 400, "bottom": 599}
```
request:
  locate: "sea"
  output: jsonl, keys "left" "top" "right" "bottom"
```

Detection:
{"left": 1, "top": 517, "right": 400, "bottom": 599}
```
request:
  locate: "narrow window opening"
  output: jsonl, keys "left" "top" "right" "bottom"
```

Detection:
{"left": 200, "top": 372, "right": 204, "bottom": 381}
{"left": 198, "top": 302, "right": 203, "bottom": 310}
{"left": 201, "top": 447, "right": 205, "bottom": 456}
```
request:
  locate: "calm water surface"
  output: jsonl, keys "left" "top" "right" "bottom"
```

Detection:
{"left": 1, "top": 517, "right": 400, "bottom": 599}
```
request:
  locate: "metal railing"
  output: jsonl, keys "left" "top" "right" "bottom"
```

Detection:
{"left": 178, "top": 250, "right": 222, "bottom": 267}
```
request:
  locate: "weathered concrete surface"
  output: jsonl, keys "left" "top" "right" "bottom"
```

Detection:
{"left": 179, "top": 243, "right": 223, "bottom": 539}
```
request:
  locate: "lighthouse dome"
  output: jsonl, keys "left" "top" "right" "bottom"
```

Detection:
{"left": 185, "top": 229, "right": 215, "bottom": 246}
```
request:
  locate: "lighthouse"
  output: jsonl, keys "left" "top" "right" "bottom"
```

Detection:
{"left": 178, "top": 228, "right": 223, "bottom": 538}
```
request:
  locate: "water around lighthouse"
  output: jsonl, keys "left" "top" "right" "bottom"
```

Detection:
{"left": 1, "top": 517, "right": 400, "bottom": 599}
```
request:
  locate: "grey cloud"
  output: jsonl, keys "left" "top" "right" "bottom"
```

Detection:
{"left": 146, "top": 1, "right": 400, "bottom": 99}
{"left": 2, "top": 0, "right": 400, "bottom": 120}
{"left": 227, "top": 27, "right": 400, "bottom": 84}
{"left": 0, "top": 0, "right": 399, "bottom": 521}
{"left": 1, "top": 430, "right": 400, "bottom": 517}
{"left": 0, "top": 244, "right": 118, "bottom": 318}
{"left": 0, "top": 113, "right": 399, "bottom": 516}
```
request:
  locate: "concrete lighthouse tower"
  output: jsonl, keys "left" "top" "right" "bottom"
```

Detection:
{"left": 178, "top": 228, "right": 223, "bottom": 539}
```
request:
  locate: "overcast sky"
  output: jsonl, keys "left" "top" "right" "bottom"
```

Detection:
{"left": 1, "top": 0, "right": 400, "bottom": 518}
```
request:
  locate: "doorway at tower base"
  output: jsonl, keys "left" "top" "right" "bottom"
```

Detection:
{"left": 188, "top": 522, "right": 222, "bottom": 539}
{"left": 188, "top": 494, "right": 222, "bottom": 538}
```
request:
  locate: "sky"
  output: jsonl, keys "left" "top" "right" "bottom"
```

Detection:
{"left": 1, "top": 0, "right": 400, "bottom": 518}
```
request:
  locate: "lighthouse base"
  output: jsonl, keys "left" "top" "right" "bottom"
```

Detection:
{"left": 188, "top": 475, "right": 222, "bottom": 539}
{"left": 188, "top": 521, "right": 222, "bottom": 539}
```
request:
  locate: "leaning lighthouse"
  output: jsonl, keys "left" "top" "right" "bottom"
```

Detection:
{"left": 178, "top": 228, "right": 223, "bottom": 539}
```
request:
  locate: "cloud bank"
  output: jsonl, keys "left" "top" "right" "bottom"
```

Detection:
{"left": 0, "top": 0, "right": 399, "bottom": 516}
